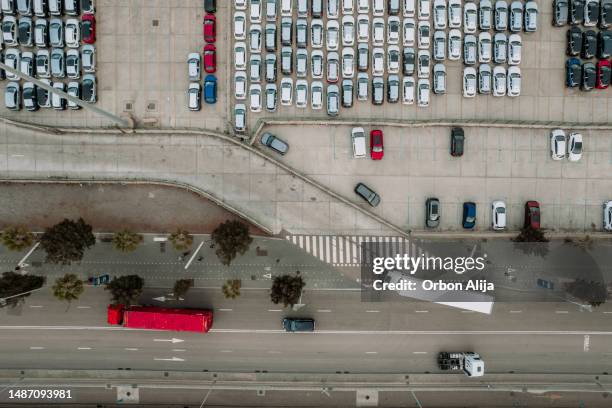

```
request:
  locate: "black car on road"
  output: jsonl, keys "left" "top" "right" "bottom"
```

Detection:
{"left": 283, "top": 318, "right": 315, "bottom": 332}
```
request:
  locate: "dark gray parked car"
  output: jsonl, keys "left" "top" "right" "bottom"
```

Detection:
{"left": 425, "top": 197, "right": 440, "bottom": 228}
{"left": 260, "top": 132, "right": 289, "bottom": 155}
{"left": 355, "top": 183, "right": 381, "bottom": 207}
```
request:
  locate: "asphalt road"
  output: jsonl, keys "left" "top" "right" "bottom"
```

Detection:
{"left": 1, "top": 288, "right": 611, "bottom": 375}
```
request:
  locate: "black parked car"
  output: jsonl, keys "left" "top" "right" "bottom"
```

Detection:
{"left": 450, "top": 127, "right": 465, "bottom": 157}
{"left": 570, "top": 0, "right": 585, "bottom": 24}
{"left": 581, "top": 62, "right": 596, "bottom": 90}
{"left": 425, "top": 198, "right": 440, "bottom": 229}
{"left": 598, "top": 30, "right": 612, "bottom": 58}
{"left": 601, "top": 0, "right": 612, "bottom": 28}
{"left": 567, "top": 26, "right": 582, "bottom": 55}
{"left": 581, "top": 30, "right": 597, "bottom": 58}
{"left": 355, "top": 183, "right": 381, "bottom": 207}
{"left": 402, "top": 48, "right": 415, "bottom": 76}
{"left": 204, "top": 0, "right": 216, "bottom": 13}
{"left": 554, "top": 0, "right": 569, "bottom": 26}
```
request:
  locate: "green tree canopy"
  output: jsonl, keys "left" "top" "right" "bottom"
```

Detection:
{"left": 40, "top": 218, "right": 95, "bottom": 265}
{"left": 105, "top": 275, "right": 144, "bottom": 306}
{"left": 173, "top": 279, "right": 193, "bottom": 298}
{"left": 211, "top": 220, "right": 253, "bottom": 266}
{"left": 112, "top": 230, "right": 143, "bottom": 252}
{"left": 565, "top": 279, "right": 608, "bottom": 307}
{"left": 52, "top": 273, "right": 84, "bottom": 304}
{"left": 169, "top": 229, "right": 193, "bottom": 251}
{"left": 222, "top": 279, "right": 242, "bottom": 299}
{"left": 270, "top": 274, "right": 305, "bottom": 307}
{"left": 0, "top": 272, "right": 45, "bottom": 307}
{"left": 1, "top": 226, "right": 34, "bottom": 251}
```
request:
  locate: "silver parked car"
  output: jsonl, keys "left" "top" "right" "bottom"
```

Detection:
{"left": 50, "top": 47, "right": 65, "bottom": 78}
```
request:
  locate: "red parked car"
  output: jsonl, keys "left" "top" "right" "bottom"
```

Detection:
{"left": 596, "top": 59, "right": 611, "bottom": 89}
{"left": 82, "top": 14, "right": 96, "bottom": 44}
{"left": 204, "top": 13, "right": 216, "bottom": 43}
{"left": 524, "top": 201, "right": 541, "bottom": 230}
{"left": 370, "top": 129, "right": 384, "bottom": 160}
{"left": 203, "top": 44, "right": 216, "bottom": 73}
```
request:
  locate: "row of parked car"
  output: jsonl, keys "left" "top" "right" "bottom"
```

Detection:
{"left": 2, "top": 46, "right": 95, "bottom": 80}
{"left": 1, "top": 14, "right": 95, "bottom": 47}
{"left": 553, "top": 0, "right": 611, "bottom": 28}
{"left": 567, "top": 27, "right": 611, "bottom": 59}
{"left": 564, "top": 24, "right": 611, "bottom": 90}
{"left": 0, "top": 0, "right": 95, "bottom": 16}
{"left": 4, "top": 76, "right": 96, "bottom": 110}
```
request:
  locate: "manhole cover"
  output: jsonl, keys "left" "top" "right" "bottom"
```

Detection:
{"left": 356, "top": 389, "right": 378, "bottom": 407}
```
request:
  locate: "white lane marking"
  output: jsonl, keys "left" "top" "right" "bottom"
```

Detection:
{"left": 365, "top": 351, "right": 378, "bottom": 354}
{"left": 220, "top": 350, "right": 233, "bottom": 353}
{"left": 29, "top": 305, "right": 43, "bottom": 308}
{"left": 267, "top": 351, "right": 281, "bottom": 354}
{"left": 218, "top": 308, "right": 233, "bottom": 312}
{"left": 412, "top": 351, "right": 428, "bottom": 354}
{"left": 76, "top": 306, "right": 91, "bottom": 309}
{"left": 77, "top": 347, "right": 92, "bottom": 350}
{"left": 29, "top": 347, "right": 44, "bottom": 350}
{"left": 584, "top": 335, "right": 590, "bottom": 352}
{"left": 365, "top": 310, "right": 380, "bottom": 313}
{"left": 603, "top": 312, "right": 612, "bottom": 314}
{"left": 509, "top": 310, "right": 523, "bottom": 313}
{"left": 317, "top": 309, "right": 332, "bottom": 313}
{"left": 154, "top": 357, "right": 184, "bottom": 362}
{"left": 415, "top": 310, "right": 429, "bottom": 313}
{"left": 555, "top": 311, "right": 569, "bottom": 314}
{"left": 125, "top": 348, "right": 139, "bottom": 351}
{"left": 10, "top": 154, "right": 25, "bottom": 157}
{"left": 268, "top": 309, "right": 282, "bottom": 312}
{"left": 153, "top": 338, "right": 184, "bottom": 344}
{"left": 461, "top": 311, "right": 475, "bottom": 313}
{"left": 172, "top": 349, "right": 186, "bottom": 352}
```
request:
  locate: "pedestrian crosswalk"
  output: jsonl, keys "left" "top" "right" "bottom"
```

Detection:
{"left": 285, "top": 235, "right": 424, "bottom": 267}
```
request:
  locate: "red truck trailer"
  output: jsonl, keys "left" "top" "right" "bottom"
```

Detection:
{"left": 107, "top": 305, "right": 213, "bottom": 333}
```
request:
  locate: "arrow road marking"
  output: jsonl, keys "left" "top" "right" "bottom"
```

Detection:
{"left": 153, "top": 338, "right": 184, "bottom": 344}
{"left": 154, "top": 357, "right": 185, "bottom": 362}
{"left": 584, "top": 335, "right": 590, "bottom": 352}
{"left": 153, "top": 296, "right": 167, "bottom": 302}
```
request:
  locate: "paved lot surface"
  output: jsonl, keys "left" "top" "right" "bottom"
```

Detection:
{"left": 0, "top": 182, "right": 267, "bottom": 234}
{"left": 234, "top": 2, "right": 612, "bottom": 133}
{"left": 257, "top": 124, "right": 612, "bottom": 232}
{"left": 0, "top": 0, "right": 231, "bottom": 130}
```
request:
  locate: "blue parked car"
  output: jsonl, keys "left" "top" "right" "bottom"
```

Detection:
{"left": 565, "top": 58, "right": 581, "bottom": 87}
{"left": 204, "top": 74, "right": 217, "bottom": 104}
{"left": 536, "top": 279, "right": 554, "bottom": 290}
{"left": 462, "top": 202, "right": 476, "bottom": 229}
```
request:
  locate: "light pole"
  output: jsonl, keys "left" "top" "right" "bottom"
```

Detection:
{"left": 0, "top": 62, "right": 131, "bottom": 128}
{"left": 0, "top": 286, "right": 44, "bottom": 307}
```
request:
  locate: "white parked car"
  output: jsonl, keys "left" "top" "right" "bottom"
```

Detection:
{"left": 188, "top": 53, "right": 201, "bottom": 81}
{"left": 234, "top": 11, "right": 246, "bottom": 40}
{"left": 249, "top": 83, "right": 262, "bottom": 112}
{"left": 372, "top": 17, "right": 385, "bottom": 46}
{"left": 507, "top": 66, "right": 521, "bottom": 97}
{"left": 266, "top": 0, "right": 277, "bottom": 20}
{"left": 373, "top": 0, "right": 385, "bottom": 16}
{"left": 311, "top": 50, "right": 324, "bottom": 79}
{"left": 464, "top": 1, "right": 478, "bottom": 33}
{"left": 433, "top": 0, "right": 447, "bottom": 29}
{"left": 495, "top": 0, "right": 508, "bottom": 31}
{"left": 433, "top": 30, "right": 446, "bottom": 60}
{"left": 297, "top": 0, "right": 308, "bottom": 16}
{"left": 493, "top": 32, "right": 507, "bottom": 63}
{"left": 508, "top": 34, "right": 522, "bottom": 65}
{"left": 509, "top": 0, "right": 523, "bottom": 31}
{"left": 234, "top": 71, "right": 247, "bottom": 100}
{"left": 234, "top": 42, "right": 247, "bottom": 70}
{"left": 404, "top": 0, "right": 416, "bottom": 16}
{"left": 524, "top": 1, "right": 538, "bottom": 32}
{"left": 448, "top": 0, "right": 462, "bottom": 28}
{"left": 311, "top": 81, "right": 324, "bottom": 109}
{"left": 433, "top": 63, "right": 446, "bottom": 94}
{"left": 387, "top": 16, "right": 400, "bottom": 44}
{"left": 403, "top": 18, "right": 415, "bottom": 46}
{"left": 250, "top": 0, "right": 262, "bottom": 23}
{"left": 65, "top": 18, "right": 80, "bottom": 48}
{"left": 342, "top": 47, "right": 355, "bottom": 78}
{"left": 603, "top": 201, "right": 612, "bottom": 231}
{"left": 463, "top": 34, "right": 477, "bottom": 65}
{"left": 417, "top": 78, "right": 430, "bottom": 107}
{"left": 357, "top": 14, "right": 369, "bottom": 42}
{"left": 327, "top": 51, "right": 340, "bottom": 82}
{"left": 327, "top": 20, "right": 340, "bottom": 50}
{"left": 387, "top": 45, "right": 400, "bottom": 74}
{"left": 234, "top": 104, "right": 246, "bottom": 133}
{"left": 358, "top": 0, "right": 369, "bottom": 13}
{"left": 357, "top": 72, "right": 369, "bottom": 100}
{"left": 479, "top": 0, "right": 492, "bottom": 29}
{"left": 342, "top": 15, "right": 354, "bottom": 46}
{"left": 567, "top": 132, "right": 583, "bottom": 162}
{"left": 311, "top": 19, "right": 324, "bottom": 48}
{"left": 342, "top": 0, "right": 354, "bottom": 14}
{"left": 491, "top": 200, "right": 507, "bottom": 231}
{"left": 418, "top": 0, "right": 431, "bottom": 19}
{"left": 249, "top": 54, "right": 262, "bottom": 82}
{"left": 280, "top": 77, "right": 293, "bottom": 105}
{"left": 417, "top": 50, "right": 430, "bottom": 78}
{"left": 265, "top": 83, "right": 277, "bottom": 112}
{"left": 296, "top": 48, "right": 308, "bottom": 78}
{"left": 188, "top": 82, "right": 201, "bottom": 111}
{"left": 235, "top": 0, "right": 247, "bottom": 10}
{"left": 448, "top": 29, "right": 462, "bottom": 60}
{"left": 478, "top": 63, "right": 492, "bottom": 94}
{"left": 327, "top": 0, "right": 339, "bottom": 18}
{"left": 295, "top": 79, "right": 308, "bottom": 108}
{"left": 478, "top": 32, "right": 492, "bottom": 62}
{"left": 372, "top": 47, "right": 385, "bottom": 76}
{"left": 402, "top": 76, "right": 415, "bottom": 104}
{"left": 463, "top": 66, "right": 477, "bottom": 97}
{"left": 492, "top": 65, "right": 506, "bottom": 96}
{"left": 418, "top": 20, "right": 430, "bottom": 49}
{"left": 550, "top": 129, "right": 566, "bottom": 161}
{"left": 82, "top": 45, "right": 96, "bottom": 73}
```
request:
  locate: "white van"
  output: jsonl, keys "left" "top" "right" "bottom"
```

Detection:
{"left": 351, "top": 127, "right": 366, "bottom": 158}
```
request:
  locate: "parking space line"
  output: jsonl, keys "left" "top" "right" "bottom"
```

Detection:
{"left": 555, "top": 311, "right": 569, "bottom": 314}
{"left": 218, "top": 308, "right": 233, "bottom": 312}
